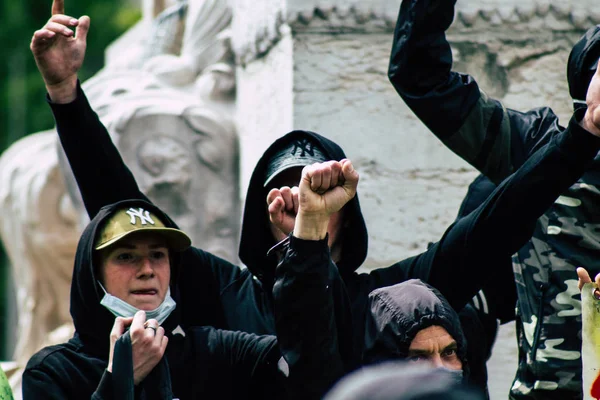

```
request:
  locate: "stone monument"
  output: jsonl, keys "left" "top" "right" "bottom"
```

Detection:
{"left": 0, "top": 1, "right": 238, "bottom": 397}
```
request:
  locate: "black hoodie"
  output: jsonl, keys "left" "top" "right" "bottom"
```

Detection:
{"left": 24, "top": 198, "right": 349, "bottom": 400}
{"left": 22, "top": 199, "right": 289, "bottom": 400}
{"left": 362, "top": 280, "right": 468, "bottom": 373}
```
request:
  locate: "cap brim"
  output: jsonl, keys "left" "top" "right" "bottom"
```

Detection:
{"left": 95, "top": 227, "right": 192, "bottom": 251}
{"left": 264, "top": 160, "right": 322, "bottom": 187}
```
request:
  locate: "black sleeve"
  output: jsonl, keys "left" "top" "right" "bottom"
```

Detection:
{"left": 22, "top": 368, "right": 114, "bottom": 400}
{"left": 421, "top": 111, "right": 600, "bottom": 310}
{"left": 388, "top": 0, "right": 561, "bottom": 183}
{"left": 272, "top": 235, "right": 354, "bottom": 400}
{"left": 49, "top": 82, "right": 147, "bottom": 219}
{"left": 457, "top": 175, "right": 516, "bottom": 324}
{"left": 200, "top": 327, "right": 282, "bottom": 398}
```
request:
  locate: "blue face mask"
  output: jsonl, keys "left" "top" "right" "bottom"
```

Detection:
{"left": 98, "top": 282, "right": 177, "bottom": 325}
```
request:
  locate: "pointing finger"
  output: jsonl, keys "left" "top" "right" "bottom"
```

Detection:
{"left": 51, "top": 0, "right": 65, "bottom": 16}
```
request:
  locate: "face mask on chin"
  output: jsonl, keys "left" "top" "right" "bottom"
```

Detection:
{"left": 98, "top": 282, "right": 177, "bottom": 326}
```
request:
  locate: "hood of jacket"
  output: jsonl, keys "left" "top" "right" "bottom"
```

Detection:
{"left": 239, "top": 130, "right": 368, "bottom": 284}
{"left": 362, "top": 279, "right": 468, "bottom": 375}
{"left": 568, "top": 25, "right": 600, "bottom": 105}
{"left": 70, "top": 199, "right": 182, "bottom": 358}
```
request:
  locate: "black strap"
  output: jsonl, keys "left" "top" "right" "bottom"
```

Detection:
{"left": 112, "top": 333, "right": 135, "bottom": 400}
{"left": 112, "top": 331, "right": 174, "bottom": 400}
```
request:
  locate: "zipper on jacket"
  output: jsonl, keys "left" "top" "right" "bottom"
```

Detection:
{"left": 531, "top": 283, "right": 548, "bottom": 362}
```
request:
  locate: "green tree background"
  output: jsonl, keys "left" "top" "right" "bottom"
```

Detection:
{"left": 0, "top": 1, "right": 141, "bottom": 358}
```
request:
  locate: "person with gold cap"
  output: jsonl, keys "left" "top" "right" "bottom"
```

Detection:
{"left": 22, "top": 192, "right": 350, "bottom": 399}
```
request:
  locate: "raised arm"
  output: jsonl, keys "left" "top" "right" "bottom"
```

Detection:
{"left": 367, "top": 65, "right": 600, "bottom": 310}
{"left": 388, "top": 0, "right": 561, "bottom": 183}
{"left": 31, "top": 0, "right": 146, "bottom": 218}
{"left": 272, "top": 160, "right": 359, "bottom": 398}
{"left": 425, "top": 106, "right": 600, "bottom": 310}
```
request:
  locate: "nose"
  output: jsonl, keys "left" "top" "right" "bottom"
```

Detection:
{"left": 429, "top": 354, "right": 444, "bottom": 369}
{"left": 137, "top": 257, "right": 155, "bottom": 278}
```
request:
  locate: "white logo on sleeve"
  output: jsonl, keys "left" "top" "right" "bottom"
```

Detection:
{"left": 126, "top": 208, "right": 155, "bottom": 225}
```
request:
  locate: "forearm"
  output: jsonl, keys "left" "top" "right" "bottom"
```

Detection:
{"left": 292, "top": 211, "right": 329, "bottom": 240}
{"left": 50, "top": 82, "right": 146, "bottom": 218}
{"left": 46, "top": 75, "right": 78, "bottom": 104}
{"left": 273, "top": 236, "right": 348, "bottom": 399}
{"left": 430, "top": 109, "right": 600, "bottom": 309}
{"left": 389, "top": 0, "right": 481, "bottom": 137}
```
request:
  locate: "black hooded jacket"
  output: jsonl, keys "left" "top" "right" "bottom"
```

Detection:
{"left": 362, "top": 279, "right": 468, "bottom": 373}
{"left": 22, "top": 199, "right": 287, "bottom": 400}
{"left": 23, "top": 198, "right": 347, "bottom": 400}
{"left": 388, "top": 0, "right": 600, "bottom": 397}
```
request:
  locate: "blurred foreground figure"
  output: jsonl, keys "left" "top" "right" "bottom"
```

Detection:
{"left": 324, "top": 361, "right": 483, "bottom": 400}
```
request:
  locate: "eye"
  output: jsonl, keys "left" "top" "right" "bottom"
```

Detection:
{"left": 408, "top": 355, "right": 425, "bottom": 362}
{"left": 150, "top": 250, "right": 167, "bottom": 260}
{"left": 442, "top": 348, "right": 457, "bottom": 358}
{"left": 116, "top": 252, "right": 134, "bottom": 262}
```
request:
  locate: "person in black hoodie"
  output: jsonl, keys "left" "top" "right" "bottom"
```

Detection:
{"left": 22, "top": 199, "right": 279, "bottom": 399}
{"left": 363, "top": 280, "right": 467, "bottom": 378}
{"left": 31, "top": 0, "right": 600, "bottom": 385}
{"left": 22, "top": 185, "right": 351, "bottom": 399}
{"left": 323, "top": 280, "right": 487, "bottom": 400}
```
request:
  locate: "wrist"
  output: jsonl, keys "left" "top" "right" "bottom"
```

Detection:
{"left": 293, "top": 210, "right": 329, "bottom": 241}
{"left": 580, "top": 109, "right": 600, "bottom": 137}
{"left": 46, "top": 75, "right": 78, "bottom": 104}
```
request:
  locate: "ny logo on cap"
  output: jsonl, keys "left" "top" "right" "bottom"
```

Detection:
{"left": 290, "top": 138, "right": 316, "bottom": 158}
{"left": 126, "top": 208, "right": 155, "bottom": 225}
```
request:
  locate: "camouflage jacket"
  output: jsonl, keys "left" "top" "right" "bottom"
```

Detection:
{"left": 389, "top": 0, "right": 600, "bottom": 398}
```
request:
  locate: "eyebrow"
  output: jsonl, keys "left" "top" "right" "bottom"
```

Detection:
{"left": 442, "top": 342, "right": 458, "bottom": 352}
{"left": 115, "top": 243, "right": 168, "bottom": 250}
{"left": 407, "top": 341, "right": 458, "bottom": 356}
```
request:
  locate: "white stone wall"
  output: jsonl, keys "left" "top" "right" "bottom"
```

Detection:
{"left": 293, "top": 32, "right": 478, "bottom": 267}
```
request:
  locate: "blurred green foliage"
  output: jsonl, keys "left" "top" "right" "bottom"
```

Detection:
{"left": 0, "top": 0, "right": 141, "bottom": 358}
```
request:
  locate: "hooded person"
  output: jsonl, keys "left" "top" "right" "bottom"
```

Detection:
{"left": 388, "top": 0, "right": 600, "bottom": 397}
{"left": 324, "top": 361, "right": 483, "bottom": 400}
{"left": 362, "top": 280, "right": 468, "bottom": 379}
{"left": 21, "top": 199, "right": 345, "bottom": 400}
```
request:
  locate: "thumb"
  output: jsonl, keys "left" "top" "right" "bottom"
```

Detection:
{"left": 75, "top": 15, "right": 90, "bottom": 42}
{"left": 577, "top": 267, "right": 592, "bottom": 291}
{"left": 341, "top": 160, "right": 359, "bottom": 196}
{"left": 111, "top": 316, "right": 133, "bottom": 338}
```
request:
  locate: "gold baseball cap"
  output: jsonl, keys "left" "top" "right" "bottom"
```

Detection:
{"left": 94, "top": 207, "right": 191, "bottom": 251}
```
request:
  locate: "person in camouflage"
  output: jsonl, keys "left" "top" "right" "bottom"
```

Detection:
{"left": 388, "top": 0, "right": 600, "bottom": 398}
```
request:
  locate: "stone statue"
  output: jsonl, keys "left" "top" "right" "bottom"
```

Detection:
{"left": 0, "top": 1, "right": 238, "bottom": 397}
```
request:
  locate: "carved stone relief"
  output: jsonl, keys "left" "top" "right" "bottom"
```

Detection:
{"left": 0, "top": 1, "right": 238, "bottom": 397}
